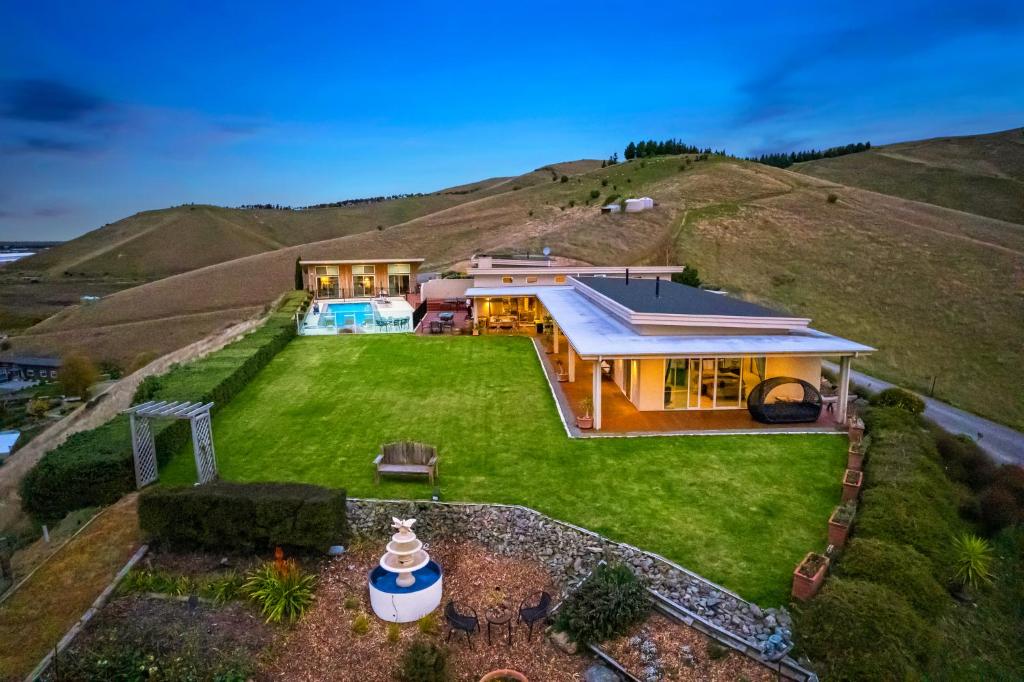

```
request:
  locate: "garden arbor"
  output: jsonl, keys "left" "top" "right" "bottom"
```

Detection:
{"left": 125, "top": 400, "right": 217, "bottom": 488}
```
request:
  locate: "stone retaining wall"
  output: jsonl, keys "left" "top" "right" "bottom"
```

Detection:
{"left": 347, "top": 498, "right": 794, "bottom": 653}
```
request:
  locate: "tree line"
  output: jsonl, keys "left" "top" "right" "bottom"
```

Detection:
{"left": 750, "top": 142, "right": 871, "bottom": 168}
{"left": 236, "top": 193, "right": 425, "bottom": 211}
{"left": 624, "top": 139, "right": 726, "bottom": 159}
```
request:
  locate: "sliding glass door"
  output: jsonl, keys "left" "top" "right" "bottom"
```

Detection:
{"left": 664, "top": 356, "right": 764, "bottom": 409}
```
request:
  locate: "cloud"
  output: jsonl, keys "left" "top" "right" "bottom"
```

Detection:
{"left": 0, "top": 78, "right": 106, "bottom": 123}
{"left": 4, "top": 135, "right": 94, "bottom": 155}
{"left": 735, "top": 1, "right": 1024, "bottom": 127}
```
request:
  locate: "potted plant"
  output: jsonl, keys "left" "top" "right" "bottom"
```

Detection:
{"left": 827, "top": 501, "right": 856, "bottom": 548}
{"left": 577, "top": 397, "right": 594, "bottom": 429}
{"left": 848, "top": 416, "right": 865, "bottom": 445}
{"left": 841, "top": 468, "right": 863, "bottom": 503}
{"left": 480, "top": 671, "right": 528, "bottom": 682}
{"left": 847, "top": 438, "right": 867, "bottom": 471}
{"left": 792, "top": 551, "right": 829, "bottom": 601}
{"left": 555, "top": 360, "right": 568, "bottom": 382}
{"left": 473, "top": 320, "right": 484, "bottom": 336}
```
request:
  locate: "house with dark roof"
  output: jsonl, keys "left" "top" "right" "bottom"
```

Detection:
{"left": 457, "top": 257, "right": 873, "bottom": 434}
{"left": 0, "top": 355, "right": 61, "bottom": 383}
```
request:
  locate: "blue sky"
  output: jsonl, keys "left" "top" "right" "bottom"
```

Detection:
{"left": 1, "top": 1, "right": 1022, "bottom": 240}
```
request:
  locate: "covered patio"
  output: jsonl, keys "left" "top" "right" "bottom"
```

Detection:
{"left": 539, "top": 343, "right": 844, "bottom": 436}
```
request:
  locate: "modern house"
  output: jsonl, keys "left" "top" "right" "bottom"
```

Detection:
{"left": 456, "top": 257, "right": 873, "bottom": 432}
{"left": 300, "top": 258, "right": 424, "bottom": 299}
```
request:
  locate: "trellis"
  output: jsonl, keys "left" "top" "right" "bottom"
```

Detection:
{"left": 124, "top": 401, "right": 217, "bottom": 488}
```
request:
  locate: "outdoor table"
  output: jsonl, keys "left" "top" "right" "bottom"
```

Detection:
{"left": 438, "top": 312, "right": 455, "bottom": 321}
{"left": 485, "top": 604, "right": 513, "bottom": 645}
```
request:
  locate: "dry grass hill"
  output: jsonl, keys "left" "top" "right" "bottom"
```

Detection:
{"left": 5, "top": 134, "right": 1023, "bottom": 428}
{"left": 794, "top": 127, "right": 1024, "bottom": 224}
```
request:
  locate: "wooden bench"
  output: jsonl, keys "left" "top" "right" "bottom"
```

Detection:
{"left": 374, "top": 441, "right": 438, "bottom": 484}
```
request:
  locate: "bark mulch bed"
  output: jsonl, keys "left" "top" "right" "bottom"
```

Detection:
{"left": 263, "top": 539, "right": 588, "bottom": 681}
{"left": 603, "top": 612, "right": 773, "bottom": 682}
{"left": 47, "top": 594, "right": 275, "bottom": 680}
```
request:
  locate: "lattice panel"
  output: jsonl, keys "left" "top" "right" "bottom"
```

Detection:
{"left": 190, "top": 411, "right": 218, "bottom": 484}
{"left": 130, "top": 414, "right": 159, "bottom": 488}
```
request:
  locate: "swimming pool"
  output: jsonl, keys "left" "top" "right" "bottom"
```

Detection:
{"left": 323, "top": 302, "right": 375, "bottom": 327}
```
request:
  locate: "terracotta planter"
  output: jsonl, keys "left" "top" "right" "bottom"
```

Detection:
{"left": 848, "top": 417, "right": 865, "bottom": 445}
{"left": 792, "top": 552, "right": 829, "bottom": 601}
{"left": 827, "top": 509, "right": 852, "bottom": 548}
{"left": 576, "top": 415, "right": 593, "bottom": 429}
{"left": 557, "top": 373, "right": 568, "bottom": 382}
{"left": 480, "top": 671, "right": 528, "bottom": 682}
{"left": 841, "top": 469, "right": 863, "bottom": 503}
{"left": 847, "top": 446, "right": 864, "bottom": 471}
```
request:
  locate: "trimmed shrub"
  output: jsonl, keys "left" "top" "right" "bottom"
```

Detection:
{"left": 400, "top": 640, "right": 450, "bottom": 682}
{"left": 138, "top": 481, "right": 348, "bottom": 553}
{"left": 21, "top": 292, "right": 308, "bottom": 520}
{"left": 555, "top": 563, "right": 649, "bottom": 644}
{"left": 863, "top": 406, "right": 921, "bottom": 434}
{"left": 835, "top": 538, "right": 949, "bottom": 617}
{"left": 871, "top": 387, "right": 925, "bottom": 415}
{"left": 856, "top": 486, "right": 958, "bottom": 568}
{"left": 795, "top": 579, "right": 938, "bottom": 682}
{"left": 979, "top": 485, "right": 1022, "bottom": 533}
{"left": 932, "top": 428, "right": 995, "bottom": 489}
{"left": 589, "top": 189, "right": 600, "bottom": 199}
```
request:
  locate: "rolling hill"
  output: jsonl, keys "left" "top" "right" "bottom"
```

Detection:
{"left": 5, "top": 137, "right": 1023, "bottom": 429}
{"left": 794, "top": 127, "right": 1024, "bottom": 224}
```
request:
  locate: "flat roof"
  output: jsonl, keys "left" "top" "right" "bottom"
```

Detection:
{"left": 474, "top": 265, "right": 683, "bottom": 276}
{"left": 576, "top": 276, "right": 788, "bottom": 318}
{"left": 300, "top": 258, "right": 425, "bottom": 265}
{"left": 465, "top": 285, "right": 874, "bottom": 358}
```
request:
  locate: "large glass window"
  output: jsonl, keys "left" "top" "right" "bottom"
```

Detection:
{"left": 664, "top": 356, "right": 765, "bottom": 409}
{"left": 387, "top": 263, "right": 411, "bottom": 295}
{"left": 314, "top": 265, "right": 339, "bottom": 298}
{"left": 352, "top": 264, "right": 376, "bottom": 297}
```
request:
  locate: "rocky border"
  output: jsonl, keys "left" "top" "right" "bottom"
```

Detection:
{"left": 348, "top": 497, "right": 812, "bottom": 678}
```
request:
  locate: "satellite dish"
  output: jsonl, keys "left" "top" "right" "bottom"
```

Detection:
{"left": 542, "top": 246, "right": 551, "bottom": 256}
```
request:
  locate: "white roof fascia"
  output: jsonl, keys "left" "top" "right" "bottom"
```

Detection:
{"left": 300, "top": 258, "right": 425, "bottom": 265}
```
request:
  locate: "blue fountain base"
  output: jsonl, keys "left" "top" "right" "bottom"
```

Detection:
{"left": 368, "top": 560, "right": 443, "bottom": 622}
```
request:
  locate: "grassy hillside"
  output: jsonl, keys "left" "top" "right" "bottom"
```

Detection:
{"left": 794, "top": 128, "right": 1024, "bottom": 224}
{"left": 8, "top": 147, "right": 1023, "bottom": 428}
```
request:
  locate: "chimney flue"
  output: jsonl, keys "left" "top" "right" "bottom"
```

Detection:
{"left": 655, "top": 276, "right": 661, "bottom": 298}
{"left": 625, "top": 268, "right": 630, "bottom": 285}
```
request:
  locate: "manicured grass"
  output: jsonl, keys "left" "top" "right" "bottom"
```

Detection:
{"left": 163, "top": 335, "right": 845, "bottom": 605}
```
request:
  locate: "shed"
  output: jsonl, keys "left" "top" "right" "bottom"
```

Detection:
{"left": 601, "top": 204, "right": 621, "bottom": 214}
{"left": 624, "top": 199, "right": 644, "bottom": 212}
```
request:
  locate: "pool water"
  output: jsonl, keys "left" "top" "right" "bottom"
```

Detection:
{"left": 323, "top": 302, "right": 375, "bottom": 327}
{"left": 369, "top": 561, "right": 443, "bottom": 594}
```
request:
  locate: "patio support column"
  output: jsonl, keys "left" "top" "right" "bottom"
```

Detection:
{"left": 593, "top": 356, "right": 602, "bottom": 430}
{"left": 837, "top": 356, "right": 852, "bottom": 424}
{"left": 567, "top": 344, "right": 576, "bottom": 382}
{"left": 553, "top": 322, "right": 560, "bottom": 354}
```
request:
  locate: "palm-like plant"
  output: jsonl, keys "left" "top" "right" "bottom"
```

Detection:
{"left": 244, "top": 558, "right": 317, "bottom": 623}
{"left": 951, "top": 533, "right": 995, "bottom": 590}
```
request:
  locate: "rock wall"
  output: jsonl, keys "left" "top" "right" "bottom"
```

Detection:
{"left": 347, "top": 498, "right": 794, "bottom": 653}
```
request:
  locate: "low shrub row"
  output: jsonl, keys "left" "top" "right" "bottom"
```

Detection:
{"left": 21, "top": 292, "right": 309, "bottom": 520}
{"left": 555, "top": 562, "right": 649, "bottom": 644}
{"left": 138, "top": 481, "right": 348, "bottom": 553}
{"left": 796, "top": 404, "right": 1022, "bottom": 680}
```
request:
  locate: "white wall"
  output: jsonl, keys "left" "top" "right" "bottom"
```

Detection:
{"left": 420, "top": 278, "right": 472, "bottom": 301}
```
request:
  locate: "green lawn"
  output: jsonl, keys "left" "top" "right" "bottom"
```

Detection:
{"left": 162, "top": 335, "right": 845, "bottom": 605}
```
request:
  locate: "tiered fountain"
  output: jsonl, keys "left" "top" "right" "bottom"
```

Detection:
{"left": 368, "top": 517, "right": 443, "bottom": 622}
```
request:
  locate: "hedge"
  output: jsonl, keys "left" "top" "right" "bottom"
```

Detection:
{"left": 21, "top": 292, "right": 308, "bottom": 520}
{"left": 139, "top": 481, "right": 348, "bottom": 552}
{"left": 795, "top": 579, "right": 938, "bottom": 682}
{"left": 835, "top": 538, "right": 948, "bottom": 617}
{"left": 871, "top": 387, "right": 925, "bottom": 415}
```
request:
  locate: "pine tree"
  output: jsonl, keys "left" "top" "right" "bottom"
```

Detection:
{"left": 624, "top": 142, "right": 636, "bottom": 160}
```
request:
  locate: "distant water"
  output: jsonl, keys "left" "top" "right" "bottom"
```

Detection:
{"left": 0, "top": 252, "right": 34, "bottom": 264}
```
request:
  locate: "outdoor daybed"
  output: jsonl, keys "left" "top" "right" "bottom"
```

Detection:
{"left": 747, "top": 377, "right": 823, "bottom": 424}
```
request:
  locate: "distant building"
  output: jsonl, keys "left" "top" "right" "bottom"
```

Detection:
{"left": 624, "top": 197, "right": 655, "bottom": 212}
{"left": 600, "top": 204, "right": 621, "bottom": 214}
{"left": 0, "top": 355, "right": 61, "bottom": 382}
